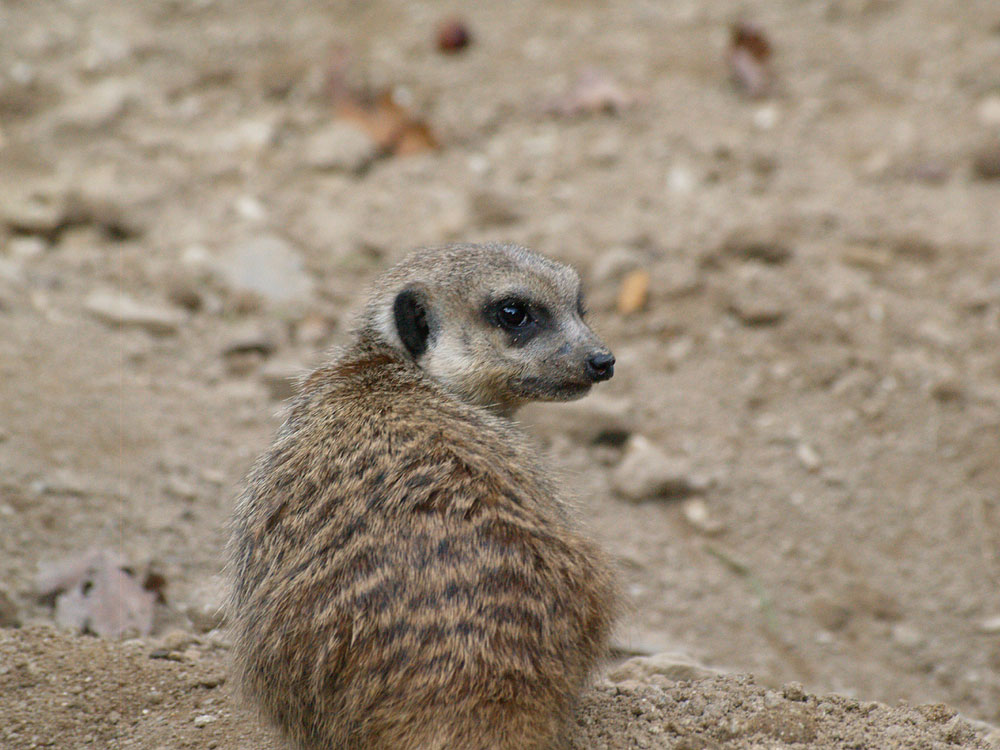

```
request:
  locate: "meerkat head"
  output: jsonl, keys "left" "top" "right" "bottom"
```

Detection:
{"left": 361, "top": 242, "right": 615, "bottom": 416}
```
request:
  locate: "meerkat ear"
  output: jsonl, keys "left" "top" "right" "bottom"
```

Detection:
{"left": 393, "top": 287, "right": 432, "bottom": 359}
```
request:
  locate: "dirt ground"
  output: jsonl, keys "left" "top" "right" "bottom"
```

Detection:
{"left": 1, "top": 0, "right": 999, "bottom": 748}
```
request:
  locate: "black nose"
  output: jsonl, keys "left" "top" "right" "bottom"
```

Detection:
{"left": 585, "top": 352, "right": 615, "bottom": 382}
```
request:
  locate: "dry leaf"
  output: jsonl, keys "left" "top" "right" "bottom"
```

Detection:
{"left": 546, "top": 67, "right": 640, "bottom": 117}
{"left": 36, "top": 548, "right": 157, "bottom": 638}
{"left": 728, "top": 22, "right": 774, "bottom": 98}
{"left": 327, "top": 55, "right": 438, "bottom": 157}
{"left": 617, "top": 269, "right": 650, "bottom": 315}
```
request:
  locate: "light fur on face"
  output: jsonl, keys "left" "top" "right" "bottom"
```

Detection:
{"left": 361, "top": 242, "right": 612, "bottom": 415}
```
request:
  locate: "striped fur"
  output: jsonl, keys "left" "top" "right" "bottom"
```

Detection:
{"left": 228, "top": 245, "right": 618, "bottom": 749}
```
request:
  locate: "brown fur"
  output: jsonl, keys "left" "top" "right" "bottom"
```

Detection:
{"left": 228, "top": 243, "right": 618, "bottom": 749}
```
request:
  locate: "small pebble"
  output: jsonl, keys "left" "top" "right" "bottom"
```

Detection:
{"left": 977, "top": 95, "right": 1000, "bottom": 127}
{"left": 753, "top": 104, "right": 779, "bottom": 130}
{"left": 437, "top": 18, "right": 472, "bottom": 53}
{"left": 796, "top": 443, "right": 821, "bottom": 472}
{"left": 728, "top": 292, "right": 786, "bottom": 327}
{"left": 978, "top": 615, "right": 1000, "bottom": 634}
{"left": 8, "top": 236, "right": 47, "bottom": 259}
{"left": 234, "top": 195, "right": 266, "bottom": 222}
{"left": 193, "top": 714, "right": 217, "bottom": 727}
{"left": 302, "top": 123, "right": 377, "bottom": 173}
{"left": 890, "top": 623, "right": 923, "bottom": 649}
{"left": 84, "top": 291, "right": 184, "bottom": 336}
{"left": 666, "top": 165, "right": 694, "bottom": 194}
{"left": 56, "top": 80, "right": 131, "bottom": 131}
{"left": 681, "top": 498, "right": 725, "bottom": 536}
{"left": 612, "top": 436, "right": 702, "bottom": 502}
{"left": 214, "top": 234, "right": 314, "bottom": 307}
{"left": 727, "top": 266, "right": 790, "bottom": 327}
{"left": 222, "top": 323, "right": 277, "bottom": 358}
{"left": 782, "top": 682, "right": 807, "bottom": 701}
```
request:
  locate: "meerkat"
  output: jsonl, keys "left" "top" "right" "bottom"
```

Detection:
{"left": 228, "top": 242, "right": 619, "bottom": 750}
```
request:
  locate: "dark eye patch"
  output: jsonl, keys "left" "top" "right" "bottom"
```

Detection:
{"left": 483, "top": 296, "right": 547, "bottom": 345}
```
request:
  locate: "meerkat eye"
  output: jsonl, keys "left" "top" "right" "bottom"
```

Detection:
{"left": 497, "top": 301, "right": 532, "bottom": 330}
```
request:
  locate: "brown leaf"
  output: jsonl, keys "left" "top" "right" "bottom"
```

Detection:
{"left": 36, "top": 548, "right": 156, "bottom": 638}
{"left": 617, "top": 269, "right": 650, "bottom": 315}
{"left": 334, "top": 91, "right": 438, "bottom": 156}
{"left": 327, "top": 55, "right": 438, "bottom": 157}
{"left": 728, "top": 22, "right": 774, "bottom": 98}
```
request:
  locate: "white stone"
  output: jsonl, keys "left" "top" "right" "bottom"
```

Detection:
{"left": 796, "top": 443, "right": 821, "bottom": 472}
{"left": 667, "top": 165, "right": 694, "bottom": 194}
{"left": 234, "top": 195, "right": 266, "bottom": 222}
{"left": 57, "top": 79, "right": 132, "bottom": 130}
{"left": 753, "top": 104, "right": 779, "bottom": 130}
{"left": 214, "top": 234, "right": 314, "bottom": 307}
{"left": 217, "top": 119, "right": 275, "bottom": 154}
{"left": 84, "top": 290, "right": 184, "bottom": 336}
{"left": 7, "top": 236, "right": 47, "bottom": 259}
{"left": 682, "top": 497, "right": 724, "bottom": 535}
{"left": 890, "top": 623, "right": 923, "bottom": 649}
{"left": 977, "top": 95, "right": 1000, "bottom": 128}
{"left": 612, "top": 435, "right": 700, "bottom": 502}
{"left": 180, "top": 244, "right": 212, "bottom": 270}
{"left": 978, "top": 615, "right": 1000, "bottom": 634}
{"left": 302, "top": 122, "right": 377, "bottom": 172}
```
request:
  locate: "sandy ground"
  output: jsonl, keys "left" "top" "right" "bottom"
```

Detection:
{"left": 1, "top": 0, "right": 999, "bottom": 747}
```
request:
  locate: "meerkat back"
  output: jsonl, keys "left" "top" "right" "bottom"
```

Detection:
{"left": 228, "top": 243, "right": 619, "bottom": 750}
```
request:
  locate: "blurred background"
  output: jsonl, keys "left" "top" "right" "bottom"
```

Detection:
{"left": 0, "top": 0, "right": 998, "bottom": 738}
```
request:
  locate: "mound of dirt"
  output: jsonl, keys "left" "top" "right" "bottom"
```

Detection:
{"left": 2, "top": 627, "right": 996, "bottom": 750}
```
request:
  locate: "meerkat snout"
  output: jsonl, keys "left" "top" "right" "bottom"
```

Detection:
{"left": 586, "top": 351, "right": 615, "bottom": 382}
